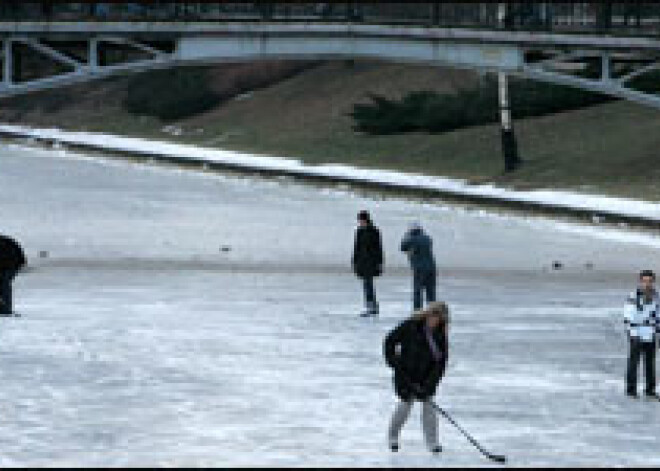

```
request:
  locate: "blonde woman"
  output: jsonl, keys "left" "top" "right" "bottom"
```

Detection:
{"left": 383, "top": 301, "right": 449, "bottom": 453}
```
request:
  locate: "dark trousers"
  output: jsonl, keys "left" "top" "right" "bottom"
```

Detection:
{"left": 626, "top": 338, "right": 656, "bottom": 394}
{"left": 362, "top": 276, "right": 377, "bottom": 306}
{"left": 0, "top": 269, "right": 16, "bottom": 315}
{"left": 413, "top": 269, "right": 436, "bottom": 311}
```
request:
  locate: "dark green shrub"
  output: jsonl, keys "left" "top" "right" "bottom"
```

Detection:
{"left": 123, "top": 67, "right": 221, "bottom": 121}
{"left": 351, "top": 75, "right": 618, "bottom": 135}
{"left": 628, "top": 70, "right": 660, "bottom": 94}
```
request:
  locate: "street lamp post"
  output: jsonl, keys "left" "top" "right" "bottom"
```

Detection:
{"left": 498, "top": 2, "right": 520, "bottom": 173}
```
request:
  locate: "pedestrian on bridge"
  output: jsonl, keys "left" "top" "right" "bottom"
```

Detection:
{"left": 401, "top": 222, "right": 437, "bottom": 312}
{"left": 0, "top": 234, "right": 26, "bottom": 316}
{"left": 383, "top": 301, "right": 449, "bottom": 454}
{"left": 352, "top": 210, "right": 383, "bottom": 317}
{"left": 624, "top": 269, "right": 660, "bottom": 400}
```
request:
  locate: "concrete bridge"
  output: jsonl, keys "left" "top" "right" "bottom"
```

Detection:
{"left": 0, "top": 20, "right": 660, "bottom": 108}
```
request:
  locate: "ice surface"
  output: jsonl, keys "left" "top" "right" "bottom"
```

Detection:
{"left": 1, "top": 142, "right": 660, "bottom": 466}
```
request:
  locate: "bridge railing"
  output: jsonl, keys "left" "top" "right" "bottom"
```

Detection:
{"left": 1, "top": 2, "right": 660, "bottom": 37}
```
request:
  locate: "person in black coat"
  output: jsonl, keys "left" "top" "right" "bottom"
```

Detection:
{"left": 352, "top": 210, "right": 383, "bottom": 317}
{"left": 0, "top": 234, "right": 26, "bottom": 316}
{"left": 383, "top": 301, "right": 449, "bottom": 453}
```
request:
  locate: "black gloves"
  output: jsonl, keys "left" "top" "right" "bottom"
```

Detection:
{"left": 404, "top": 381, "right": 425, "bottom": 400}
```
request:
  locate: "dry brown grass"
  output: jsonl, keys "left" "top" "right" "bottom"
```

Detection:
{"left": 2, "top": 60, "right": 660, "bottom": 200}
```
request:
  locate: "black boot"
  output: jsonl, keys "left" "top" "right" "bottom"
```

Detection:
{"left": 360, "top": 301, "right": 378, "bottom": 317}
{"left": 644, "top": 391, "right": 660, "bottom": 401}
{"left": 389, "top": 437, "right": 399, "bottom": 452}
{"left": 370, "top": 301, "right": 379, "bottom": 316}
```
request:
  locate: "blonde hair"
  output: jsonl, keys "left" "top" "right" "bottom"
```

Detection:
{"left": 412, "top": 301, "right": 450, "bottom": 325}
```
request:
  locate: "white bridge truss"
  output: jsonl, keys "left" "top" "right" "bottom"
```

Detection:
{"left": 0, "top": 23, "right": 659, "bottom": 107}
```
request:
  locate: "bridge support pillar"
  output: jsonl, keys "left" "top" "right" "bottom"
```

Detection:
{"left": 498, "top": 71, "right": 520, "bottom": 173}
{"left": 2, "top": 39, "right": 12, "bottom": 86}
{"left": 88, "top": 38, "right": 99, "bottom": 70}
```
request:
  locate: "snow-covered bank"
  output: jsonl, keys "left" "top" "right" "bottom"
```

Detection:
{"left": 1, "top": 123, "right": 659, "bottom": 226}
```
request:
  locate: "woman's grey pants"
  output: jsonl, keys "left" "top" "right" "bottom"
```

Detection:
{"left": 388, "top": 400, "right": 439, "bottom": 449}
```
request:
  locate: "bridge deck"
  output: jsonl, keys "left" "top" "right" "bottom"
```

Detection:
{"left": 1, "top": 22, "right": 660, "bottom": 51}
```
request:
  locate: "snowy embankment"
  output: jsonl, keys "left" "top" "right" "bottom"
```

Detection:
{"left": 1, "top": 123, "right": 659, "bottom": 227}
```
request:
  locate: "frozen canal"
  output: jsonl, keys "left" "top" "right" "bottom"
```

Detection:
{"left": 1, "top": 142, "right": 660, "bottom": 467}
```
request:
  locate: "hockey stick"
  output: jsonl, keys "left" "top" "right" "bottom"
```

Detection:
{"left": 427, "top": 400, "right": 506, "bottom": 464}
{"left": 401, "top": 376, "right": 506, "bottom": 463}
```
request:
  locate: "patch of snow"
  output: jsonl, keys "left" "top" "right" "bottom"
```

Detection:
{"left": 161, "top": 125, "right": 183, "bottom": 137}
{"left": 234, "top": 91, "right": 253, "bottom": 101}
{"left": 1, "top": 123, "right": 659, "bottom": 223}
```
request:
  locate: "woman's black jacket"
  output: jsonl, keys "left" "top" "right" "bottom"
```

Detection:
{"left": 383, "top": 318, "right": 448, "bottom": 401}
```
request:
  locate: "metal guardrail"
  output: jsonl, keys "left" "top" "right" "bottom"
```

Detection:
{"left": 0, "top": 2, "right": 660, "bottom": 37}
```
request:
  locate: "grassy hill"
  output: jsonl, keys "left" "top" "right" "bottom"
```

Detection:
{"left": 2, "top": 60, "right": 660, "bottom": 201}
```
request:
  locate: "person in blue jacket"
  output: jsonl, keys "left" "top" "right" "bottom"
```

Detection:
{"left": 401, "top": 222, "right": 437, "bottom": 312}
